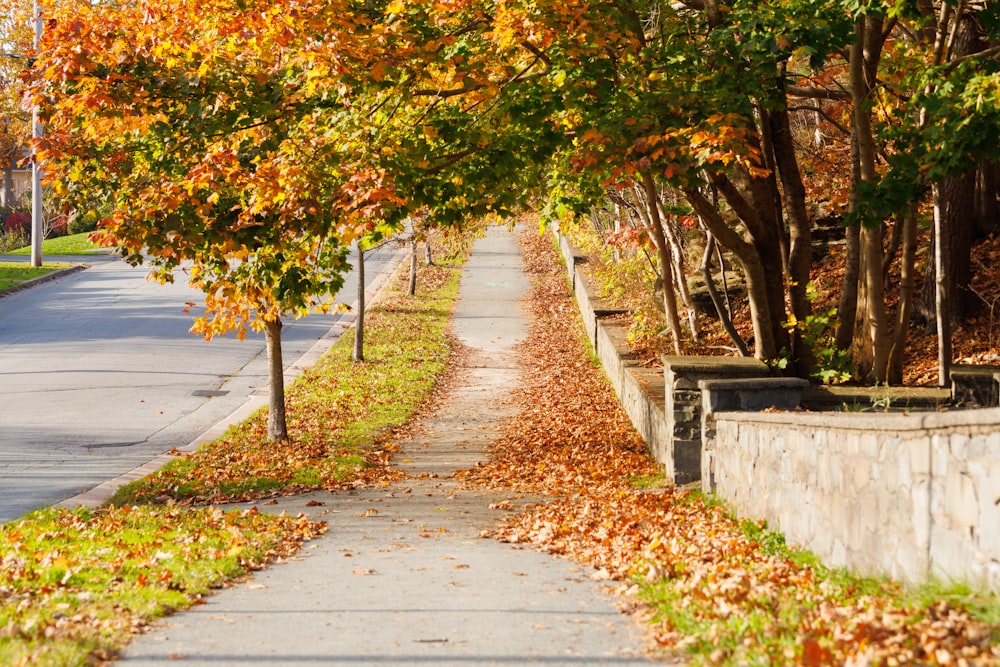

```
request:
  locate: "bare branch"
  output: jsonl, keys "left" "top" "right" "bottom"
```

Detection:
{"left": 786, "top": 84, "right": 851, "bottom": 101}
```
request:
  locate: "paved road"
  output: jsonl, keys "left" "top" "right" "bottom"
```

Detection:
{"left": 0, "top": 245, "right": 403, "bottom": 523}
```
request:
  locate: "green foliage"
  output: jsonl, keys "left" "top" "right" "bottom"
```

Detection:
{"left": 0, "top": 226, "right": 28, "bottom": 253}
{"left": 784, "top": 285, "right": 853, "bottom": 384}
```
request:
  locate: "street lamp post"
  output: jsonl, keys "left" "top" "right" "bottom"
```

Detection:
{"left": 29, "top": 0, "right": 42, "bottom": 267}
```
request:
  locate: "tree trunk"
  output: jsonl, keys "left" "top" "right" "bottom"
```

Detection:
{"left": 701, "top": 228, "right": 750, "bottom": 356}
{"left": 836, "top": 223, "right": 860, "bottom": 351}
{"left": 933, "top": 184, "right": 952, "bottom": 386}
{"left": 974, "top": 160, "right": 1000, "bottom": 236}
{"left": 836, "top": 121, "right": 863, "bottom": 353}
{"left": 263, "top": 318, "right": 288, "bottom": 442}
{"left": 656, "top": 196, "right": 698, "bottom": 340}
{"left": 887, "top": 205, "right": 919, "bottom": 384}
{"left": 424, "top": 240, "right": 434, "bottom": 266}
{"left": 0, "top": 157, "right": 13, "bottom": 209}
{"left": 918, "top": 160, "right": 978, "bottom": 329}
{"left": 709, "top": 171, "right": 789, "bottom": 357}
{"left": 766, "top": 85, "right": 815, "bottom": 377}
{"left": 685, "top": 187, "right": 776, "bottom": 360}
{"left": 849, "top": 13, "right": 891, "bottom": 383}
{"left": 353, "top": 242, "right": 365, "bottom": 363}
{"left": 408, "top": 237, "right": 418, "bottom": 296}
{"left": 642, "top": 172, "right": 683, "bottom": 354}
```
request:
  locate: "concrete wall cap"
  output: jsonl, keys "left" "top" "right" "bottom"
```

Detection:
{"left": 698, "top": 377, "right": 810, "bottom": 391}
{"left": 715, "top": 405, "right": 1000, "bottom": 432}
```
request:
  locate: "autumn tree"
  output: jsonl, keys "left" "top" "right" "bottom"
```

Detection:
{"left": 28, "top": 0, "right": 402, "bottom": 441}
{"left": 0, "top": 4, "right": 29, "bottom": 210}
{"left": 825, "top": 1, "right": 1000, "bottom": 384}
{"left": 487, "top": 0, "right": 853, "bottom": 369}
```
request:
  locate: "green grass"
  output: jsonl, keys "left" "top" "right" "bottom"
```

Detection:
{"left": 9, "top": 232, "right": 101, "bottom": 256}
{"left": 110, "top": 255, "right": 463, "bottom": 506}
{"left": 638, "top": 509, "right": 1000, "bottom": 665}
{"left": 0, "top": 505, "right": 324, "bottom": 666}
{"left": 0, "top": 261, "right": 74, "bottom": 291}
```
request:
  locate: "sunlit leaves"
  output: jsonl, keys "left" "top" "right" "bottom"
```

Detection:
{"left": 27, "top": 0, "right": 402, "bottom": 341}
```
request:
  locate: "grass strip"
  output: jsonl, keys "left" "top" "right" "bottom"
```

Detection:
{"left": 0, "top": 262, "right": 73, "bottom": 292}
{"left": 0, "top": 505, "right": 325, "bottom": 666}
{"left": 111, "top": 254, "right": 463, "bottom": 505}
{"left": 9, "top": 233, "right": 101, "bottom": 256}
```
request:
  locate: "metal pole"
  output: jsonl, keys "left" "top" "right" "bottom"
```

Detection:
{"left": 29, "top": 0, "right": 42, "bottom": 267}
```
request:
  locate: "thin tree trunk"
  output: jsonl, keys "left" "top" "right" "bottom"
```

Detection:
{"left": 767, "top": 85, "right": 815, "bottom": 377}
{"left": 850, "top": 13, "right": 891, "bottom": 383}
{"left": 263, "top": 318, "right": 287, "bottom": 442}
{"left": 424, "top": 240, "right": 433, "bottom": 266}
{"left": 709, "top": 171, "right": 789, "bottom": 355}
{"left": 887, "top": 205, "right": 918, "bottom": 384}
{"left": 642, "top": 172, "right": 682, "bottom": 355}
{"left": 408, "top": 237, "right": 418, "bottom": 296}
{"left": 701, "top": 228, "right": 750, "bottom": 356}
{"left": 933, "top": 184, "right": 952, "bottom": 386}
{"left": 353, "top": 242, "right": 365, "bottom": 363}
{"left": 837, "top": 115, "right": 863, "bottom": 353}
{"left": 656, "top": 196, "right": 699, "bottom": 340}
{"left": 685, "top": 187, "right": 776, "bottom": 360}
{"left": 836, "top": 223, "right": 860, "bottom": 351}
{"left": 0, "top": 158, "right": 13, "bottom": 209}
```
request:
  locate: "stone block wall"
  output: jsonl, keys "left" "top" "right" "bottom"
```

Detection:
{"left": 664, "top": 356, "right": 770, "bottom": 484}
{"left": 708, "top": 409, "right": 1000, "bottom": 590}
{"left": 951, "top": 365, "right": 1000, "bottom": 408}
{"left": 555, "top": 229, "right": 998, "bottom": 590}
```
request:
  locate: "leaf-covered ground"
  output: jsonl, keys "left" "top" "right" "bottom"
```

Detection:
{"left": 0, "top": 505, "right": 325, "bottom": 666}
{"left": 465, "top": 229, "right": 1000, "bottom": 665}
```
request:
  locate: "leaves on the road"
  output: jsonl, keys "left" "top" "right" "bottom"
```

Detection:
{"left": 467, "top": 228, "right": 1000, "bottom": 665}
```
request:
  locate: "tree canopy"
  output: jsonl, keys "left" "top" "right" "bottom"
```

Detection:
{"left": 9, "top": 0, "right": 1000, "bottom": 401}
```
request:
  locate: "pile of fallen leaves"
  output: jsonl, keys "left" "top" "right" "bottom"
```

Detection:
{"left": 470, "top": 229, "right": 999, "bottom": 665}
{"left": 459, "top": 233, "right": 659, "bottom": 496}
{"left": 0, "top": 505, "right": 325, "bottom": 666}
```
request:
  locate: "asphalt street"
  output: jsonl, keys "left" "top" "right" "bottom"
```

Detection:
{"left": 0, "top": 244, "right": 403, "bottom": 523}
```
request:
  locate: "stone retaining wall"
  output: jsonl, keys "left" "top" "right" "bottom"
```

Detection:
{"left": 553, "top": 230, "right": 998, "bottom": 590}
{"left": 708, "top": 409, "right": 1000, "bottom": 590}
{"left": 555, "top": 233, "right": 683, "bottom": 480}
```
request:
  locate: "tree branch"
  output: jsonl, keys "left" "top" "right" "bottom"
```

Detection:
{"left": 786, "top": 84, "right": 851, "bottom": 101}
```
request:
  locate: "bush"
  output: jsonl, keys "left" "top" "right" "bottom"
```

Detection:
{"left": 46, "top": 214, "right": 68, "bottom": 239}
{"left": 0, "top": 226, "right": 28, "bottom": 253}
{"left": 4, "top": 210, "right": 30, "bottom": 234}
{"left": 67, "top": 212, "right": 99, "bottom": 236}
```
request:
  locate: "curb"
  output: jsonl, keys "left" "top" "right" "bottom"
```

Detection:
{"left": 54, "top": 246, "right": 408, "bottom": 511}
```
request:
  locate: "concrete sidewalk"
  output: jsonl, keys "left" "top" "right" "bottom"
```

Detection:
{"left": 117, "top": 226, "right": 656, "bottom": 666}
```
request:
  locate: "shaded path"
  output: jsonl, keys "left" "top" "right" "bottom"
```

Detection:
{"left": 118, "top": 227, "right": 655, "bottom": 666}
